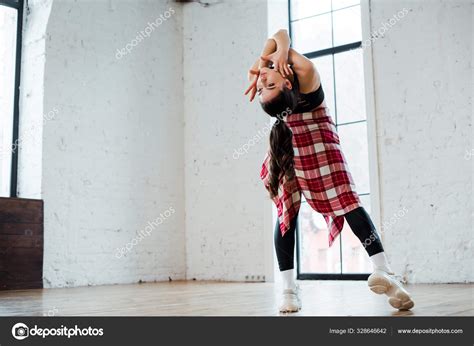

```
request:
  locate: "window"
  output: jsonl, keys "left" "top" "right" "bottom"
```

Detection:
{"left": 289, "top": 0, "right": 373, "bottom": 279}
{"left": 0, "top": 0, "right": 23, "bottom": 197}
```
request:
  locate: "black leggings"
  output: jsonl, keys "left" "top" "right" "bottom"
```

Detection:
{"left": 274, "top": 206, "right": 384, "bottom": 271}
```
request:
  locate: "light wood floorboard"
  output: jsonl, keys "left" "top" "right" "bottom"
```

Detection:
{"left": 0, "top": 281, "right": 472, "bottom": 316}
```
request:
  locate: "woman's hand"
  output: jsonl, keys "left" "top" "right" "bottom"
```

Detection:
{"left": 244, "top": 69, "right": 260, "bottom": 102}
{"left": 260, "top": 49, "right": 293, "bottom": 78}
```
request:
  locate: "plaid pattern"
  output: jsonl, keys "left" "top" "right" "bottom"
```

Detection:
{"left": 260, "top": 107, "right": 362, "bottom": 246}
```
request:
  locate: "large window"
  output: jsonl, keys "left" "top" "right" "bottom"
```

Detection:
{"left": 0, "top": 0, "right": 23, "bottom": 197}
{"left": 289, "top": 0, "right": 373, "bottom": 279}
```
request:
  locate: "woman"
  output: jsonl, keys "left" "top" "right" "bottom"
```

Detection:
{"left": 245, "top": 29, "right": 414, "bottom": 313}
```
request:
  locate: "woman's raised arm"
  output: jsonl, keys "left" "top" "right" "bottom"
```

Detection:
{"left": 245, "top": 38, "right": 278, "bottom": 101}
{"left": 260, "top": 29, "right": 293, "bottom": 77}
{"left": 287, "top": 48, "right": 319, "bottom": 94}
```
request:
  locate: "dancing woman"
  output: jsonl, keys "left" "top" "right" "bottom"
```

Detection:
{"left": 245, "top": 29, "right": 414, "bottom": 313}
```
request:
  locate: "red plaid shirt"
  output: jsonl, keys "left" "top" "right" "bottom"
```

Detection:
{"left": 260, "top": 107, "right": 362, "bottom": 246}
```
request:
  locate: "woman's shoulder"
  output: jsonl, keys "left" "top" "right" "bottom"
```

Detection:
{"left": 299, "top": 83, "right": 323, "bottom": 98}
{"left": 294, "top": 84, "right": 325, "bottom": 113}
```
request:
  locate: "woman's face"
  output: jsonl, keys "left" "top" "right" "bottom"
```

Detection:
{"left": 257, "top": 67, "right": 292, "bottom": 103}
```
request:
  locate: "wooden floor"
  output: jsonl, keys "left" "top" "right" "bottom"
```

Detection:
{"left": 0, "top": 280, "right": 472, "bottom": 316}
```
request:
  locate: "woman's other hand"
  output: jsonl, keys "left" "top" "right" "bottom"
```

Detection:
{"left": 244, "top": 69, "right": 260, "bottom": 102}
{"left": 260, "top": 50, "right": 293, "bottom": 78}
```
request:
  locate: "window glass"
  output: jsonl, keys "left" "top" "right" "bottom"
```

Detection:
{"left": 332, "top": 0, "right": 360, "bottom": 11}
{"left": 290, "top": 0, "right": 331, "bottom": 20}
{"left": 333, "top": 5, "right": 362, "bottom": 46}
{"left": 0, "top": 6, "right": 18, "bottom": 197}
{"left": 298, "top": 201, "right": 341, "bottom": 274}
{"left": 338, "top": 122, "right": 370, "bottom": 194}
{"left": 334, "top": 48, "right": 366, "bottom": 123}
{"left": 311, "top": 56, "right": 335, "bottom": 113}
{"left": 291, "top": 13, "right": 332, "bottom": 53}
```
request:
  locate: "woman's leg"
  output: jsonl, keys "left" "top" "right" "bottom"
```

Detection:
{"left": 274, "top": 216, "right": 301, "bottom": 312}
{"left": 274, "top": 216, "right": 298, "bottom": 290}
{"left": 345, "top": 206, "right": 414, "bottom": 310}
{"left": 344, "top": 206, "right": 392, "bottom": 273}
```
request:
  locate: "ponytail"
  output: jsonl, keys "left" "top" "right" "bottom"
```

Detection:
{"left": 268, "top": 120, "right": 295, "bottom": 198}
{"left": 260, "top": 78, "right": 299, "bottom": 198}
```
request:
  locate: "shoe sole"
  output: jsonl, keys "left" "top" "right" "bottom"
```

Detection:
{"left": 368, "top": 274, "right": 414, "bottom": 311}
{"left": 279, "top": 304, "right": 301, "bottom": 313}
{"left": 279, "top": 297, "right": 302, "bottom": 313}
{"left": 279, "top": 287, "right": 301, "bottom": 313}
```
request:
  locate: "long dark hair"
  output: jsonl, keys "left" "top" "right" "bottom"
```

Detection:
{"left": 260, "top": 82, "right": 299, "bottom": 198}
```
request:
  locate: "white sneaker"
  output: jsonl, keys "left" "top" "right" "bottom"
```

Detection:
{"left": 368, "top": 269, "right": 414, "bottom": 311}
{"left": 279, "top": 284, "right": 301, "bottom": 313}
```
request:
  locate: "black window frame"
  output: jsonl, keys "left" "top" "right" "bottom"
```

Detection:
{"left": 0, "top": 0, "right": 23, "bottom": 198}
{"left": 288, "top": 0, "right": 370, "bottom": 281}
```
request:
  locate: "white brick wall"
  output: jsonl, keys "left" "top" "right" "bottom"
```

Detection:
{"left": 40, "top": 0, "right": 186, "bottom": 287}
{"left": 183, "top": 0, "right": 272, "bottom": 281}
{"left": 370, "top": 0, "right": 472, "bottom": 283}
